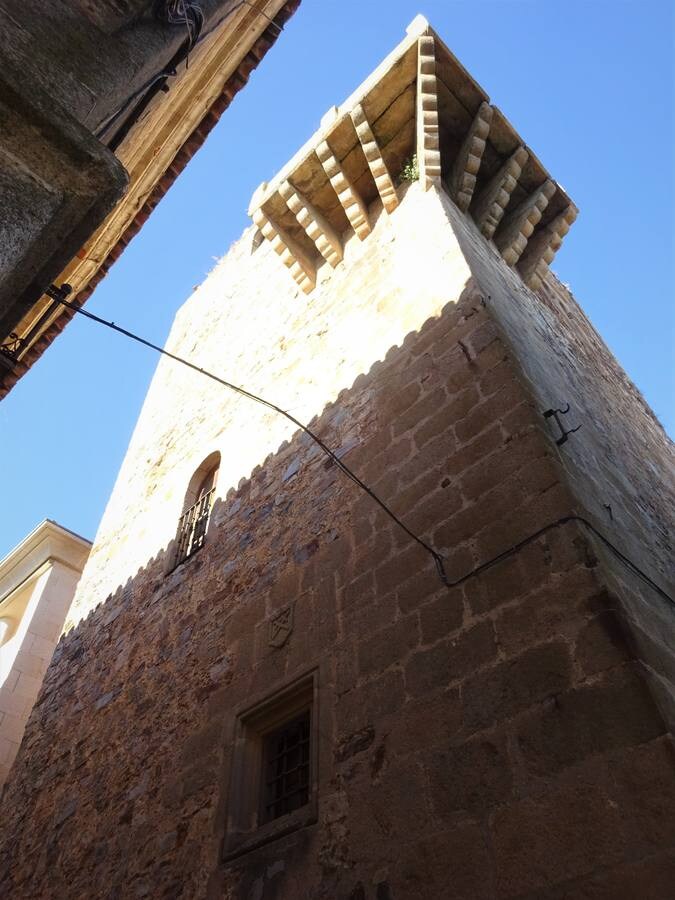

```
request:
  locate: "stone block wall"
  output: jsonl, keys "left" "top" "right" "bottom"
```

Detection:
{"left": 441, "top": 189, "right": 675, "bottom": 732}
{"left": 0, "top": 184, "right": 673, "bottom": 898}
{"left": 0, "top": 0, "right": 298, "bottom": 400}
{"left": 1, "top": 0, "right": 224, "bottom": 131}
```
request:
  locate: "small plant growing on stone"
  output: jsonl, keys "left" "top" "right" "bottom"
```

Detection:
{"left": 398, "top": 154, "right": 419, "bottom": 184}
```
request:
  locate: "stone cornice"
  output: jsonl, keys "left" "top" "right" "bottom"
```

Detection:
{"left": 0, "top": 521, "right": 91, "bottom": 605}
{"left": 248, "top": 14, "right": 577, "bottom": 296}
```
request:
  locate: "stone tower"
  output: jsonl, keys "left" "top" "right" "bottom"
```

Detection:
{"left": 1, "top": 16, "right": 674, "bottom": 900}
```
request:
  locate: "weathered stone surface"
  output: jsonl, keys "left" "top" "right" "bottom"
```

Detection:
{"left": 472, "top": 146, "right": 529, "bottom": 239}
{"left": 448, "top": 101, "right": 493, "bottom": 212}
{"left": 316, "top": 140, "right": 371, "bottom": 239}
{"left": 0, "top": 0, "right": 296, "bottom": 395}
{"left": 251, "top": 204, "right": 316, "bottom": 293}
{"left": 244, "top": 17, "right": 574, "bottom": 300}
{"left": 428, "top": 733, "right": 513, "bottom": 816}
{"left": 516, "top": 664, "right": 666, "bottom": 777}
{"left": 463, "top": 641, "right": 573, "bottom": 733}
{"left": 416, "top": 35, "right": 442, "bottom": 191}
{"left": 517, "top": 202, "right": 578, "bottom": 289}
{"left": 2, "top": 178, "right": 670, "bottom": 898}
{"left": 279, "top": 180, "right": 343, "bottom": 267}
{"left": 441, "top": 184, "right": 675, "bottom": 733}
{"left": 350, "top": 103, "right": 399, "bottom": 213}
{"left": 492, "top": 781, "right": 626, "bottom": 897}
{"left": 0, "top": 20, "right": 673, "bottom": 900}
{"left": 494, "top": 179, "right": 556, "bottom": 265}
{"left": 0, "top": 61, "right": 127, "bottom": 341}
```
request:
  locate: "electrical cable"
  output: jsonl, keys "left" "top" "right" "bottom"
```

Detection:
{"left": 46, "top": 284, "right": 674, "bottom": 607}
{"left": 154, "top": 1, "right": 205, "bottom": 49}
{"left": 96, "top": 0, "right": 284, "bottom": 143}
{"left": 438, "top": 514, "right": 673, "bottom": 607}
{"left": 48, "top": 285, "right": 449, "bottom": 583}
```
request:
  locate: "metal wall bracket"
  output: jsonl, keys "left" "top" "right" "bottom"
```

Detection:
{"left": 0, "top": 332, "right": 28, "bottom": 361}
{"left": 543, "top": 403, "right": 581, "bottom": 446}
{"left": 45, "top": 283, "right": 73, "bottom": 303}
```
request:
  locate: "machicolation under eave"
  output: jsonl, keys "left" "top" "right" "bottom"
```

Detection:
{"left": 248, "top": 14, "right": 577, "bottom": 296}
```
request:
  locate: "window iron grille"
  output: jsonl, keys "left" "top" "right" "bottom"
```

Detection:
{"left": 174, "top": 486, "right": 215, "bottom": 567}
{"left": 262, "top": 710, "right": 311, "bottom": 823}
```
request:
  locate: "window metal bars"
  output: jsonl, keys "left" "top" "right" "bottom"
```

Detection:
{"left": 174, "top": 486, "right": 215, "bottom": 567}
{"left": 262, "top": 711, "right": 310, "bottom": 822}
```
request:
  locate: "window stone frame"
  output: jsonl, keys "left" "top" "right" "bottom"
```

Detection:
{"left": 163, "top": 451, "right": 221, "bottom": 576}
{"left": 222, "top": 668, "right": 319, "bottom": 860}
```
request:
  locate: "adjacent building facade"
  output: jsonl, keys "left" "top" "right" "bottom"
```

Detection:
{"left": 1, "top": 17, "right": 674, "bottom": 899}
{"left": 0, "top": 0, "right": 300, "bottom": 399}
{"left": 0, "top": 521, "right": 91, "bottom": 790}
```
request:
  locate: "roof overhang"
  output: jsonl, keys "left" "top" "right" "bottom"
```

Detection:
{"left": 248, "top": 15, "right": 577, "bottom": 296}
{"left": 0, "top": 0, "right": 301, "bottom": 401}
{"left": 0, "top": 520, "right": 92, "bottom": 605}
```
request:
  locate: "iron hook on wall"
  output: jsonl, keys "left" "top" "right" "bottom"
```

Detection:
{"left": 543, "top": 403, "right": 581, "bottom": 446}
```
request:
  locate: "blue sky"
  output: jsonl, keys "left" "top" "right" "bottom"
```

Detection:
{"left": 0, "top": 0, "right": 673, "bottom": 556}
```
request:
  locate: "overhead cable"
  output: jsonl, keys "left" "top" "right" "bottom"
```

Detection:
{"left": 97, "top": 0, "right": 284, "bottom": 145}
{"left": 46, "top": 284, "right": 673, "bottom": 606}
{"left": 47, "top": 285, "right": 450, "bottom": 582}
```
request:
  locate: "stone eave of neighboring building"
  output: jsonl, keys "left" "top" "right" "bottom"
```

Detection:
{"left": 0, "top": 521, "right": 92, "bottom": 606}
{"left": 0, "top": 0, "right": 301, "bottom": 401}
{"left": 247, "top": 14, "right": 577, "bottom": 297}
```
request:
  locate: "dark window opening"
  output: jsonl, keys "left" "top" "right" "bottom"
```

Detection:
{"left": 173, "top": 459, "right": 219, "bottom": 568}
{"left": 223, "top": 670, "right": 317, "bottom": 859}
{"left": 262, "top": 710, "right": 311, "bottom": 822}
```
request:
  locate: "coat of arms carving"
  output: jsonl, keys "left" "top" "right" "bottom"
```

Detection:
{"left": 268, "top": 603, "right": 294, "bottom": 648}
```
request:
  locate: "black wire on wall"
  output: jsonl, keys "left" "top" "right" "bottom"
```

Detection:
{"left": 99, "top": 1, "right": 285, "bottom": 150}
{"left": 47, "top": 284, "right": 674, "bottom": 608}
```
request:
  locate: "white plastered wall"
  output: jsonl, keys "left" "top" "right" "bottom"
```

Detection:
{"left": 0, "top": 522, "right": 90, "bottom": 789}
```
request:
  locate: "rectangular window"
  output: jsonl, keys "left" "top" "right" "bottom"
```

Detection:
{"left": 223, "top": 670, "right": 318, "bottom": 859}
{"left": 262, "top": 710, "right": 311, "bottom": 823}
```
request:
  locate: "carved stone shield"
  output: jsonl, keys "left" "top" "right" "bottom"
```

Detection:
{"left": 268, "top": 603, "right": 294, "bottom": 649}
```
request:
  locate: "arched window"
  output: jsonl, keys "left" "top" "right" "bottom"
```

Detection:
{"left": 173, "top": 452, "right": 220, "bottom": 568}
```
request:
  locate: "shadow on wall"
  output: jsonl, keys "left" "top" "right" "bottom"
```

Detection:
{"left": 66, "top": 266, "right": 489, "bottom": 628}
{"left": 445, "top": 192, "right": 675, "bottom": 589}
{"left": 0, "top": 287, "right": 673, "bottom": 899}
{"left": 0, "top": 287, "right": 510, "bottom": 884}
